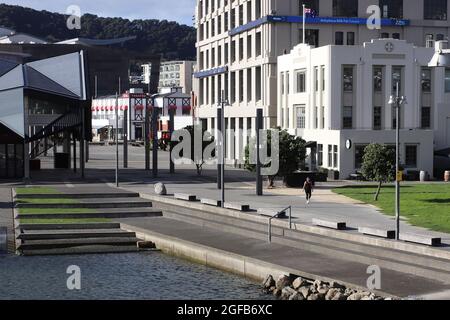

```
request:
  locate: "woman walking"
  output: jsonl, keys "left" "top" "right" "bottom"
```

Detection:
{"left": 303, "top": 177, "right": 313, "bottom": 204}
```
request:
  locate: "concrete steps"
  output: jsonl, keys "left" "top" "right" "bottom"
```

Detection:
{"left": 18, "top": 229, "right": 138, "bottom": 241}
{"left": 12, "top": 190, "right": 163, "bottom": 255}
{"left": 16, "top": 209, "right": 162, "bottom": 220}
{"left": 18, "top": 237, "right": 140, "bottom": 250}
{"left": 14, "top": 192, "right": 140, "bottom": 199}
{"left": 153, "top": 201, "right": 450, "bottom": 284}
{"left": 20, "top": 244, "right": 140, "bottom": 256}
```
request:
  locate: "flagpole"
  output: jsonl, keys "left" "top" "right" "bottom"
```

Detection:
{"left": 302, "top": 4, "right": 306, "bottom": 44}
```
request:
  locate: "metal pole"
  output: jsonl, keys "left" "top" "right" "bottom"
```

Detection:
{"left": 221, "top": 98, "right": 225, "bottom": 208}
{"left": 302, "top": 4, "right": 306, "bottom": 44}
{"left": 145, "top": 97, "right": 150, "bottom": 171}
{"left": 152, "top": 105, "right": 158, "bottom": 178}
{"left": 115, "top": 93, "right": 119, "bottom": 187}
{"left": 80, "top": 105, "right": 85, "bottom": 178}
{"left": 73, "top": 131, "right": 76, "bottom": 173}
{"left": 395, "top": 82, "right": 400, "bottom": 240}
{"left": 169, "top": 107, "right": 175, "bottom": 174}
{"left": 256, "top": 108, "right": 263, "bottom": 196}
{"left": 217, "top": 107, "right": 223, "bottom": 189}
{"left": 123, "top": 102, "right": 128, "bottom": 169}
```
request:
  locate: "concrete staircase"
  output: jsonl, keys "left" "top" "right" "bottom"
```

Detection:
{"left": 149, "top": 199, "right": 450, "bottom": 285}
{"left": 13, "top": 190, "right": 162, "bottom": 256}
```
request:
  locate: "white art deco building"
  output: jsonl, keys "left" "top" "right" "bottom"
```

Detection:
{"left": 278, "top": 39, "right": 450, "bottom": 179}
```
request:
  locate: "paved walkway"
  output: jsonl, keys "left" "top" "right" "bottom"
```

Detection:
{"left": 5, "top": 144, "right": 449, "bottom": 244}
{"left": 118, "top": 216, "right": 450, "bottom": 298}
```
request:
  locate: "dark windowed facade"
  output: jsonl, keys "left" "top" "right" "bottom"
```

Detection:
{"left": 333, "top": 0, "right": 358, "bottom": 17}
{"left": 405, "top": 145, "right": 418, "bottom": 168}
{"left": 300, "top": 29, "right": 319, "bottom": 47}
{"left": 421, "top": 107, "right": 431, "bottom": 128}
{"left": 380, "top": 0, "right": 403, "bottom": 19}
{"left": 424, "top": 0, "right": 447, "bottom": 20}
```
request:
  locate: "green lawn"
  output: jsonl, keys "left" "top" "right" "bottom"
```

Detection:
{"left": 15, "top": 187, "right": 60, "bottom": 195}
{"left": 18, "top": 208, "right": 97, "bottom": 214}
{"left": 333, "top": 184, "right": 450, "bottom": 233}
{"left": 16, "top": 198, "right": 78, "bottom": 204}
{"left": 19, "top": 218, "right": 110, "bottom": 224}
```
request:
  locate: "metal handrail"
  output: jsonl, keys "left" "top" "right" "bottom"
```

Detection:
{"left": 268, "top": 206, "right": 292, "bottom": 243}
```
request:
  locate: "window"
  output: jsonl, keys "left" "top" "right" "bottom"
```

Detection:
{"left": 315, "top": 67, "right": 319, "bottom": 91}
{"left": 328, "top": 145, "right": 333, "bottom": 167}
{"left": 321, "top": 106, "right": 325, "bottom": 128}
{"left": 343, "top": 67, "right": 353, "bottom": 92}
{"left": 333, "top": 0, "right": 358, "bottom": 17}
{"left": 380, "top": 0, "right": 403, "bottom": 19}
{"left": 318, "top": 144, "right": 323, "bottom": 166}
{"left": 424, "top": 0, "right": 447, "bottom": 20}
{"left": 392, "top": 66, "right": 402, "bottom": 93}
{"left": 392, "top": 33, "right": 400, "bottom": 40}
{"left": 333, "top": 145, "right": 338, "bottom": 168}
{"left": 300, "top": 29, "right": 319, "bottom": 47}
{"left": 247, "top": 35, "right": 252, "bottom": 58}
{"left": 230, "top": 71, "right": 236, "bottom": 103}
{"left": 247, "top": 68, "right": 252, "bottom": 102}
{"left": 286, "top": 72, "right": 290, "bottom": 94}
{"left": 239, "top": 5, "right": 244, "bottom": 26}
{"left": 247, "top": 1, "right": 252, "bottom": 23}
{"left": 405, "top": 145, "right": 418, "bottom": 168}
{"left": 373, "top": 106, "right": 382, "bottom": 130}
{"left": 421, "top": 68, "right": 431, "bottom": 92}
{"left": 239, "top": 70, "right": 244, "bottom": 102}
{"left": 296, "top": 70, "right": 306, "bottom": 93}
{"left": 426, "top": 34, "right": 434, "bottom": 48}
{"left": 281, "top": 72, "right": 285, "bottom": 95}
{"left": 321, "top": 66, "right": 325, "bottom": 91}
{"left": 300, "top": 0, "right": 319, "bottom": 16}
{"left": 255, "top": 66, "right": 262, "bottom": 101}
{"left": 347, "top": 32, "right": 355, "bottom": 45}
{"left": 231, "top": 40, "right": 236, "bottom": 62}
{"left": 239, "top": 38, "right": 244, "bottom": 60}
{"left": 335, "top": 32, "right": 344, "bottom": 45}
{"left": 380, "top": 32, "right": 389, "bottom": 39}
{"left": 373, "top": 67, "right": 383, "bottom": 92}
{"left": 315, "top": 107, "right": 319, "bottom": 128}
{"left": 218, "top": 45, "right": 222, "bottom": 65}
{"left": 255, "top": 32, "right": 262, "bottom": 56}
{"left": 436, "top": 34, "right": 445, "bottom": 41}
{"left": 343, "top": 106, "right": 353, "bottom": 129}
{"left": 218, "top": 15, "right": 222, "bottom": 34}
{"left": 355, "top": 145, "right": 368, "bottom": 169}
{"left": 231, "top": 8, "right": 236, "bottom": 29}
{"left": 445, "top": 69, "right": 450, "bottom": 92}
{"left": 421, "top": 107, "right": 431, "bottom": 128}
{"left": 296, "top": 105, "right": 306, "bottom": 128}
{"left": 225, "top": 43, "right": 229, "bottom": 64}
{"left": 255, "top": 0, "right": 261, "bottom": 18}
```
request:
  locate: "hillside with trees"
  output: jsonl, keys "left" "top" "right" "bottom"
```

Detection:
{"left": 0, "top": 3, "right": 196, "bottom": 60}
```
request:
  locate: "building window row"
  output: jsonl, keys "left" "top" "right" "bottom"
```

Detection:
{"left": 199, "top": 32, "right": 262, "bottom": 70}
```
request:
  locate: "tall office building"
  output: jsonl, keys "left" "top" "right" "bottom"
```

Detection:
{"left": 194, "top": 0, "right": 450, "bottom": 161}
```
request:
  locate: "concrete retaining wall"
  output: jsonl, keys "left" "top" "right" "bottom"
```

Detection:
{"left": 0, "top": 227, "right": 7, "bottom": 254}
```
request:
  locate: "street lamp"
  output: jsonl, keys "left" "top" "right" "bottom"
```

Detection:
{"left": 388, "top": 82, "right": 407, "bottom": 240}
{"left": 217, "top": 91, "right": 229, "bottom": 208}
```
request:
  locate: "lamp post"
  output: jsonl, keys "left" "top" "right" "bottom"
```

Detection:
{"left": 388, "top": 82, "right": 407, "bottom": 240}
{"left": 217, "top": 91, "right": 229, "bottom": 207}
{"left": 115, "top": 92, "right": 119, "bottom": 187}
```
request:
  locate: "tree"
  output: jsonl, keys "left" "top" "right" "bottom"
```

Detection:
{"left": 361, "top": 143, "right": 396, "bottom": 201}
{"left": 177, "top": 125, "right": 215, "bottom": 176}
{"left": 244, "top": 128, "right": 306, "bottom": 187}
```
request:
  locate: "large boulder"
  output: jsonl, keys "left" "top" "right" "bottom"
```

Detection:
{"left": 276, "top": 275, "right": 292, "bottom": 290}
{"left": 298, "top": 286, "right": 311, "bottom": 299}
{"left": 281, "top": 287, "right": 297, "bottom": 300}
{"left": 325, "top": 288, "right": 342, "bottom": 300}
{"left": 262, "top": 275, "right": 275, "bottom": 289}
{"left": 289, "top": 292, "right": 305, "bottom": 301}
{"left": 154, "top": 183, "right": 167, "bottom": 195}
{"left": 292, "top": 277, "right": 307, "bottom": 290}
{"left": 330, "top": 281, "right": 346, "bottom": 290}
{"left": 347, "top": 292, "right": 364, "bottom": 301}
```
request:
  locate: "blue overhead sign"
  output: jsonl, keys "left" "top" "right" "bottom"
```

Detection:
{"left": 194, "top": 66, "right": 228, "bottom": 79}
{"left": 267, "top": 15, "right": 410, "bottom": 27}
{"left": 228, "top": 15, "right": 410, "bottom": 36}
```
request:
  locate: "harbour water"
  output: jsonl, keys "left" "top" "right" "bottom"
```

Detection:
{"left": 0, "top": 252, "right": 273, "bottom": 300}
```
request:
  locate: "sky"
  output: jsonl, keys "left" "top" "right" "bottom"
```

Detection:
{"left": 1, "top": 0, "right": 197, "bottom": 26}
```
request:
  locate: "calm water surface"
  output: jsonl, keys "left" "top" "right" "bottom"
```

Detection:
{"left": 0, "top": 252, "right": 272, "bottom": 300}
